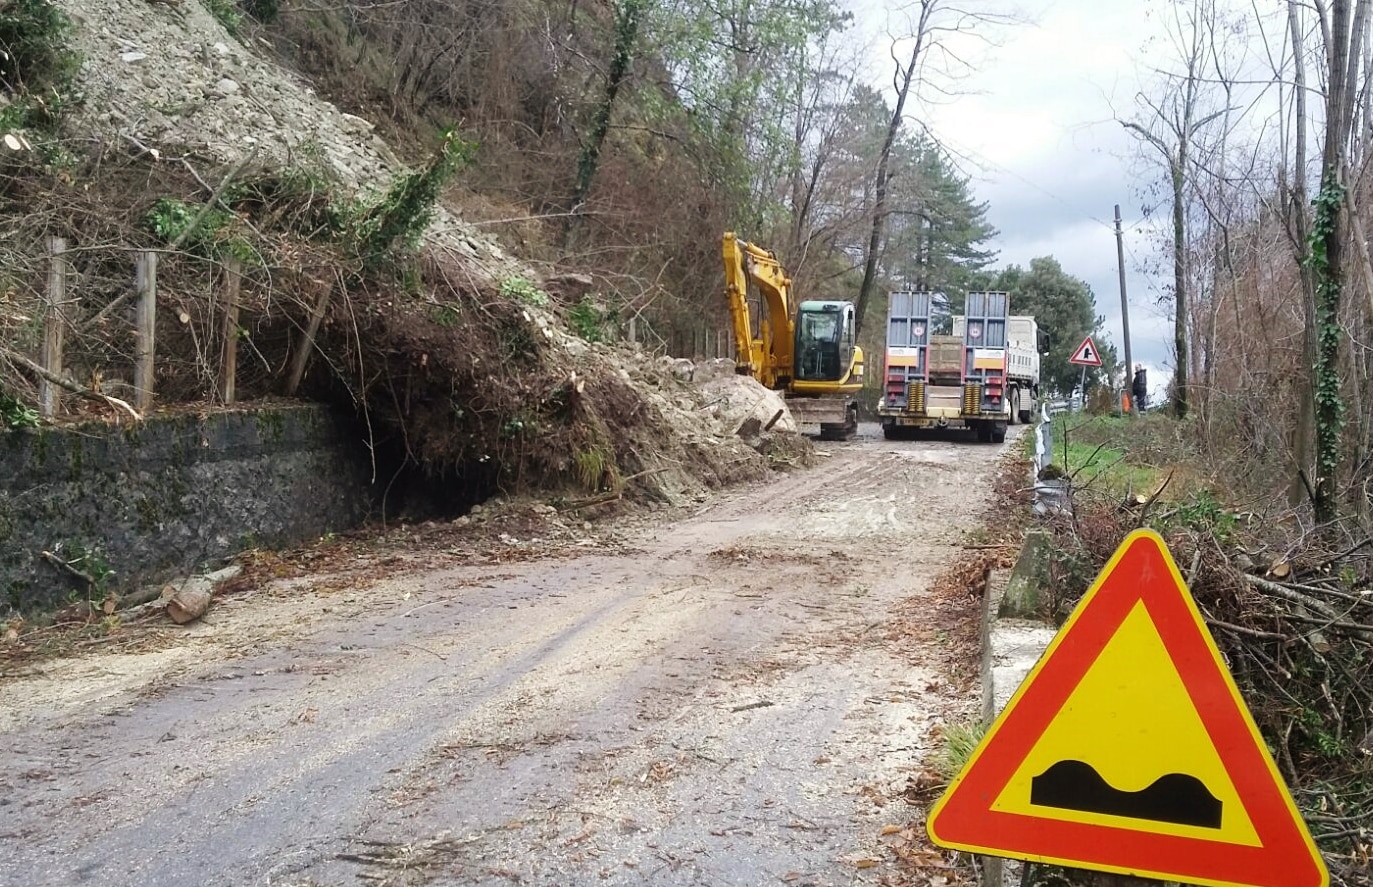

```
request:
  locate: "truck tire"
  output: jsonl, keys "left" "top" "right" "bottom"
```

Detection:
{"left": 1019, "top": 406, "right": 1033, "bottom": 424}
{"left": 992, "top": 429, "right": 1006, "bottom": 444}
{"left": 883, "top": 424, "right": 901, "bottom": 440}
{"left": 1008, "top": 390, "right": 1019, "bottom": 426}
{"left": 976, "top": 426, "right": 993, "bottom": 443}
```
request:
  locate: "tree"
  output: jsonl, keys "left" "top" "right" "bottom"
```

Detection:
{"left": 991, "top": 257, "right": 1114, "bottom": 397}
{"left": 1303, "top": 0, "right": 1370, "bottom": 524}
{"left": 565, "top": 0, "right": 647, "bottom": 248}
{"left": 647, "top": 0, "right": 849, "bottom": 228}
{"left": 1121, "top": 0, "right": 1231, "bottom": 420}
{"left": 881, "top": 136, "right": 997, "bottom": 299}
{"left": 853, "top": 0, "right": 934, "bottom": 335}
{"left": 852, "top": 0, "right": 1015, "bottom": 333}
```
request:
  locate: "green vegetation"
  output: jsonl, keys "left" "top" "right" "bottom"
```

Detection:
{"left": 0, "top": 0, "right": 79, "bottom": 131}
{"left": 499, "top": 276, "right": 550, "bottom": 308}
{"left": 1052, "top": 434, "right": 1161, "bottom": 501}
{"left": 202, "top": 0, "right": 243, "bottom": 35}
{"left": 573, "top": 445, "right": 616, "bottom": 492}
{"left": 144, "top": 196, "right": 258, "bottom": 261}
{"left": 1, "top": 387, "right": 40, "bottom": 429}
{"left": 429, "top": 303, "right": 461, "bottom": 327}
{"left": 932, "top": 721, "right": 985, "bottom": 782}
{"left": 349, "top": 126, "right": 473, "bottom": 265}
{"left": 567, "top": 296, "right": 614, "bottom": 342}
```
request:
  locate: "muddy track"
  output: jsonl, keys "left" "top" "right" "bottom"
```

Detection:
{"left": 0, "top": 425, "right": 1015, "bottom": 887}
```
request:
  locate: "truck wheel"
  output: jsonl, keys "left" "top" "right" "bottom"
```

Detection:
{"left": 883, "top": 424, "right": 901, "bottom": 440}
{"left": 1008, "top": 390, "right": 1019, "bottom": 426}
{"left": 1019, "top": 407, "right": 1033, "bottom": 424}
{"left": 992, "top": 429, "right": 1006, "bottom": 444}
{"left": 976, "top": 427, "right": 993, "bottom": 444}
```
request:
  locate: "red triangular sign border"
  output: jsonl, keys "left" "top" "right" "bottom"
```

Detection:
{"left": 1069, "top": 335, "right": 1101, "bottom": 366}
{"left": 927, "top": 530, "right": 1327, "bottom": 887}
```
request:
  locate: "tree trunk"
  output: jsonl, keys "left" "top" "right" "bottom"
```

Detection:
{"left": 1169, "top": 153, "right": 1190, "bottom": 419}
{"left": 563, "top": 0, "right": 644, "bottom": 250}
{"left": 1309, "top": 0, "right": 1366, "bottom": 524}
{"left": 854, "top": 1, "right": 932, "bottom": 335}
{"left": 1286, "top": 0, "right": 1319, "bottom": 507}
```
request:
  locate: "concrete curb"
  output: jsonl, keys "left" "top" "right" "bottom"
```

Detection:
{"left": 978, "top": 533, "right": 1058, "bottom": 887}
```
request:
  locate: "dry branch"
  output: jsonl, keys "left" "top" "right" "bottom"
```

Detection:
{"left": 1, "top": 347, "right": 141, "bottom": 421}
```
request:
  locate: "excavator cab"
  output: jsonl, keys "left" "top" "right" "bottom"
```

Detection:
{"left": 794, "top": 301, "right": 857, "bottom": 382}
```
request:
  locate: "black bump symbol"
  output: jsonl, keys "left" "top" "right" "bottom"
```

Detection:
{"left": 1030, "top": 760, "right": 1222, "bottom": 829}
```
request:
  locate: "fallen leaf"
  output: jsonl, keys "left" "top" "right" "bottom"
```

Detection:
{"left": 880, "top": 824, "right": 902, "bottom": 836}
{"left": 854, "top": 858, "right": 878, "bottom": 869}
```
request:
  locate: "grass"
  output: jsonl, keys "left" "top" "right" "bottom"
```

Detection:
{"left": 933, "top": 720, "right": 986, "bottom": 782}
{"left": 1050, "top": 414, "right": 1172, "bottom": 501}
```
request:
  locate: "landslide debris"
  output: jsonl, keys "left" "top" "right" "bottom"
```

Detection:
{"left": 0, "top": 0, "right": 812, "bottom": 510}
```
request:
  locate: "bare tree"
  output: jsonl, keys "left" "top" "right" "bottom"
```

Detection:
{"left": 1305, "top": 0, "right": 1371, "bottom": 524}
{"left": 851, "top": 0, "right": 1014, "bottom": 333}
{"left": 1121, "top": 0, "right": 1234, "bottom": 420}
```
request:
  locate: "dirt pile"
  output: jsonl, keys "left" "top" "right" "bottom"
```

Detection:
{"left": 2, "top": 0, "right": 813, "bottom": 510}
{"left": 54, "top": 0, "right": 521, "bottom": 282}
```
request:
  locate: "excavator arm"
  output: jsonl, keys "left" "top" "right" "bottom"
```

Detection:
{"left": 723, "top": 232, "right": 794, "bottom": 391}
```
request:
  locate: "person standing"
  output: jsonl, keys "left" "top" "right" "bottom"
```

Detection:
{"left": 1131, "top": 365, "right": 1148, "bottom": 412}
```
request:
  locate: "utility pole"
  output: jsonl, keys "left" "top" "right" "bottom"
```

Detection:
{"left": 1114, "top": 205, "right": 1134, "bottom": 414}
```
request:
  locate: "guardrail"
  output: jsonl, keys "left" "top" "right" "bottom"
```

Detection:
{"left": 1032, "top": 403, "right": 1070, "bottom": 514}
{"left": 1034, "top": 402, "right": 1053, "bottom": 475}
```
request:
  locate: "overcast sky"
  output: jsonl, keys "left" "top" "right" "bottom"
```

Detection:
{"left": 849, "top": 0, "right": 1175, "bottom": 392}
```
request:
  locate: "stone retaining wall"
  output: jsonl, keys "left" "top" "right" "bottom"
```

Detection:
{"left": 1, "top": 406, "right": 375, "bottom": 614}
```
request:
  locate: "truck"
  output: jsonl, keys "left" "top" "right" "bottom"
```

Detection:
{"left": 876, "top": 291, "right": 1039, "bottom": 443}
{"left": 722, "top": 232, "right": 865, "bottom": 439}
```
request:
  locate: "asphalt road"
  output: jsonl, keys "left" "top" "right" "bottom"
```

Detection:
{"left": 0, "top": 424, "right": 1012, "bottom": 887}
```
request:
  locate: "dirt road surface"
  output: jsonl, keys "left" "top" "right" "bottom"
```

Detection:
{"left": 0, "top": 426, "right": 1014, "bottom": 887}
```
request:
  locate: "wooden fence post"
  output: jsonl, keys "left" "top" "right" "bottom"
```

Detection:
{"left": 39, "top": 237, "right": 70, "bottom": 418}
{"left": 286, "top": 281, "right": 333, "bottom": 396}
{"left": 219, "top": 258, "right": 242, "bottom": 404}
{"left": 134, "top": 251, "right": 158, "bottom": 412}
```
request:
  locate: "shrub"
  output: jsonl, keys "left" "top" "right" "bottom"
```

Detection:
{"left": 0, "top": 0, "right": 76, "bottom": 93}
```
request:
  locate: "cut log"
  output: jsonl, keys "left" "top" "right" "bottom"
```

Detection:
{"left": 166, "top": 587, "right": 212, "bottom": 624}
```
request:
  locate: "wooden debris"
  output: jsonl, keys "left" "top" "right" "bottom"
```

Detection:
{"left": 166, "top": 587, "right": 212, "bottom": 624}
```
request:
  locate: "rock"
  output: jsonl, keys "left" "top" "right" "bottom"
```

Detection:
{"left": 544, "top": 273, "right": 595, "bottom": 300}
{"left": 695, "top": 376, "right": 797, "bottom": 434}
{"left": 692, "top": 357, "right": 738, "bottom": 384}
{"left": 213, "top": 77, "right": 240, "bottom": 96}
{"left": 667, "top": 358, "right": 695, "bottom": 382}
{"left": 120, "top": 51, "right": 147, "bottom": 63}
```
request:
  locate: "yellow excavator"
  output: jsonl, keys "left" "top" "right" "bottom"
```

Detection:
{"left": 722, "top": 232, "right": 864, "bottom": 440}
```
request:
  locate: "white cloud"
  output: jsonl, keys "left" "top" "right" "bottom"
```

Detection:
{"left": 848, "top": 0, "right": 1179, "bottom": 380}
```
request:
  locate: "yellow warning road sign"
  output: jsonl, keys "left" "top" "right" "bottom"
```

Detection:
{"left": 927, "top": 530, "right": 1327, "bottom": 887}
